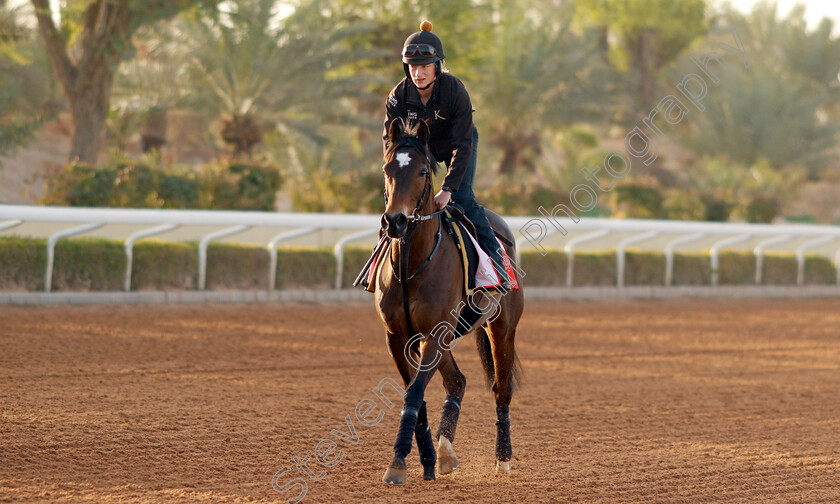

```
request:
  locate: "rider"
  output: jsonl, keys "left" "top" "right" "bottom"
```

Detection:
{"left": 383, "top": 20, "right": 512, "bottom": 291}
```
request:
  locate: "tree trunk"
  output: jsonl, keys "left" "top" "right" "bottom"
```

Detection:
{"left": 31, "top": 0, "right": 128, "bottom": 164}
{"left": 221, "top": 114, "right": 260, "bottom": 159}
{"left": 596, "top": 27, "right": 609, "bottom": 64}
{"left": 497, "top": 146, "right": 518, "bottom": 175}
{"left": 141, "top": 107, "right": 167, "bottom": 153}
{"left": 68, "top": 70, "right": 113, "bottom": 164}
{"left": 634, "top": 29, "right": 657, "bottom": 114}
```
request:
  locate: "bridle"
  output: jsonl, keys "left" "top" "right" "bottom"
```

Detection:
{"left": 382, "top": 139, "right": 445, "bottom": 340}
{"left": 384, "top": 140, "right": 445, "bottom": 225}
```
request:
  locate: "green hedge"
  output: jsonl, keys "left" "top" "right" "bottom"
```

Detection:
{"left": 514, "top": 249, "right": 835, "bottom": 287}
{"left": 274, "top": 248, "right": 335, "bottom": 289}
{"left": 0, "top": 236, "right": 47, "bottom": 291}
{"left": 132, "top": 240, "right": 197, "bottom": 290}
{"left": 53, "top": 238, "right": 126, "bottom": 291}
{"left": 0, "top": 237, "right": 836, "bottom": 291}
{"left": 42, "top": 161, "right": 282, "bottom": 211}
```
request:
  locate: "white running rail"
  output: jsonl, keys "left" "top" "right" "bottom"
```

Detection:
{"left": 1, "top": 204, "right": 839, "bottom": 291}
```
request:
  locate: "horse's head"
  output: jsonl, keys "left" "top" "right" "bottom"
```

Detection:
{"left": 381, "top": 119, "right": 438, "bottom": 239}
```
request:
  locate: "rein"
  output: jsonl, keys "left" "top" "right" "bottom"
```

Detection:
{"left": 392, "top": 214, "right": 442, "bottom": 341}
{"left": 385, "top": 140, "right": 445, "bottom": 340}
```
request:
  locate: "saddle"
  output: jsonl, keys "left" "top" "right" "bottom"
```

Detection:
{"left": 354, "top": 208, "right": 519, "bottom": 295}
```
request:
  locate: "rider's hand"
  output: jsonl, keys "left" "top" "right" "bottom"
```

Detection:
{"left": 434, "top": 189, "right": 451, "bottom": 210}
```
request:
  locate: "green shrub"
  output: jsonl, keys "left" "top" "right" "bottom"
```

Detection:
{"left": 762, "top": 253, "right": 797, "bottom": 285}
{"left": 52, "top": 238, "right": 125, "bottom": 291}
{"left": 206, "top": 243, "right": 270, "bottom": 290}
{"left": 625, "top": 251, "right": 665, "bottom": 285}
{"left": 671, "top": 253, "right": 711, "bottom": 285}
{"left": 804, "top": 256, "right": 836, "bottom": 285}
{"left": 0, "top": 238, "right": 835, "bottom": 291}
{"left": 158, "top": 173, "right": 201, "bottom": 209}
{"left": 746, "top": 197, "right": 781, "bottom": 224}
{"left": 610, "top": 184, "right": 665, "bottom": 219}
{"left": 275, "top": 248, "right": 336, "bottom": 289}
{"left": 663, "top": 190, "right": 706, "bottom": 221}
{"left": 228, "top": 164, "right": 283, "bottom": 211}
{"left": 573, "top": 251, "right": 618, "bottom": 286}
{"left": 42, "top": 160, "right": 281, "bottom": 210}
{"left": 132, "top": 240, "right": 196, "bottom": 290}
{"left": 518, "top": 251, "right": 567, "bottom": 286}
{"left": 58, "top": 163, "right": 118, "bottom": 207}
{"left": 702, "top": 197, "right": 733, "bottom": 222}
{"left": 716, "top": 251, "right": 801, "bottom": 285}
{"left": 114, "top": 164, "right": 160, "bottom": 207}
{"left": 716, "top": 251, "right": 756, "bottom": 285}
{"left": 0, "top": 236, "right": 46, "bottom": 291}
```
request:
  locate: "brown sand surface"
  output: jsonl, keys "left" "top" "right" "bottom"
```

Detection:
{"left": 1, "top": 299, "right": 839, "bottom": 503}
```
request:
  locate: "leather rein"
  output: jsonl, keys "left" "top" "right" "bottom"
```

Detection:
{"left": 385, "top": 143, "right": 445, "bottom": 341}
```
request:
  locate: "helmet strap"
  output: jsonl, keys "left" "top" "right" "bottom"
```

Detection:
{"left": 416, "top": 77, "right": 436, "bottom": 91}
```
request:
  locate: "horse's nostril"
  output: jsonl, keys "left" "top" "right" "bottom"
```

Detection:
{"left": 382, "top": 213, "right": 408, "bottom": 238}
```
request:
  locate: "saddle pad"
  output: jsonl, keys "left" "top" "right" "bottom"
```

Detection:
{"left": 448, "top": 216, "right": 519, "bottom": 294}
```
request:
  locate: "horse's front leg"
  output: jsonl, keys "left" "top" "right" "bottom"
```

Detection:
{"left": 386, "top": 331, "right": 437, "bottom": 482}
{"left": 382, "top": 337, "right": 443, "bottom": 485}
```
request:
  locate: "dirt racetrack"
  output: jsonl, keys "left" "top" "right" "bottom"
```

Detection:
{"left": 2, "top": 298, "right": 839, "bottom": 503}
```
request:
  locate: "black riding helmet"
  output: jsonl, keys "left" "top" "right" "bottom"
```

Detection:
{"left": 402, "top": 20, "right": 444, "bottom": 80}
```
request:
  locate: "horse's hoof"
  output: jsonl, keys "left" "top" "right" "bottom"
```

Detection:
{"left": 496, "top": 460, "right": 510, "bottom": 475}
{"left": 382, "top": 457, "right": 407, "bottom": 485}
{"left": 437, "top": 436, "right": 459, "bottom": 474}
{"left": 422, "top": 464, "right": 436, "bottom": 481}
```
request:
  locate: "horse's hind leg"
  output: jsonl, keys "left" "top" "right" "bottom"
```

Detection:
{"left": 484, "top": 321, "right": 519, "bottom": 475}
{"left": 386, "top": 332, "right": 437, "bottom": 481}
{"left": 435, "top": 351, "right": 466, "bottom": 474}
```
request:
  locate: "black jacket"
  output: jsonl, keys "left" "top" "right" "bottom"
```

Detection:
{"left": 383, "top": 73, "right": 475, "bottom": 192}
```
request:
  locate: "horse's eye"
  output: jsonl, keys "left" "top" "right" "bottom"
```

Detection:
{"left": 419, "top": 169, "right": 428, "bottom": 177}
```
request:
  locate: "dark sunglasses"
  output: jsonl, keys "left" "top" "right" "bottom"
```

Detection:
{"left": 402, "top": 44, "right": 437, "bottom": 58}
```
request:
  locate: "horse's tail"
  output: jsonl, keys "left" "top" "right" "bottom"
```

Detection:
{"left": 475, "top": 326, "right": 495, "bottom": 388}
{"left": 475, "top": 326, "right": 523, "bottom": 392}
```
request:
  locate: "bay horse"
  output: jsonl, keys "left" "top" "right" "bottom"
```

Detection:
{"left": 375, "top": 118, "right": 524, "bottom": 485}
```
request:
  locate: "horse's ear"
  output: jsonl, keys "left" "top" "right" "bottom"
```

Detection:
{"left": 388, "top": 118, "right": 404, "bottom": 145}
{"left": 418, "top": 120, "right": 431, "bottom": 146}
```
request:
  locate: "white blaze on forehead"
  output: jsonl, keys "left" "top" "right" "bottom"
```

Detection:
{"left": 396, "top": 152, "right": 412, "bottom": 168}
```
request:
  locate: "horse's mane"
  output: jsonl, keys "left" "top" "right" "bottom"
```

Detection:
{"left": 384, "top": 120, "right": 441, "bottom": 176}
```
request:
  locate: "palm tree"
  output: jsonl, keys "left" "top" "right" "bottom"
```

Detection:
{"left": 675, "top": 2, "right": 840, "bottom": 175}
{"left": 161, "top": 0, "right": 382, "bottom": 158}
{"left": 472, "top": 4, "right": 614, "bottom": 174}
{"left": 573, "top": 0, "right": 708, "bottom": 117}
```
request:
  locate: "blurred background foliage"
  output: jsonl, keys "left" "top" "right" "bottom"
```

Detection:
{"left": 1, "top": 0, "right": 839, "bottom": 223}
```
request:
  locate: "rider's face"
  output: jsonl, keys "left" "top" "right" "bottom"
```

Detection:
{"left": 408, "top": 63, "right": 436, "bottom": 88}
